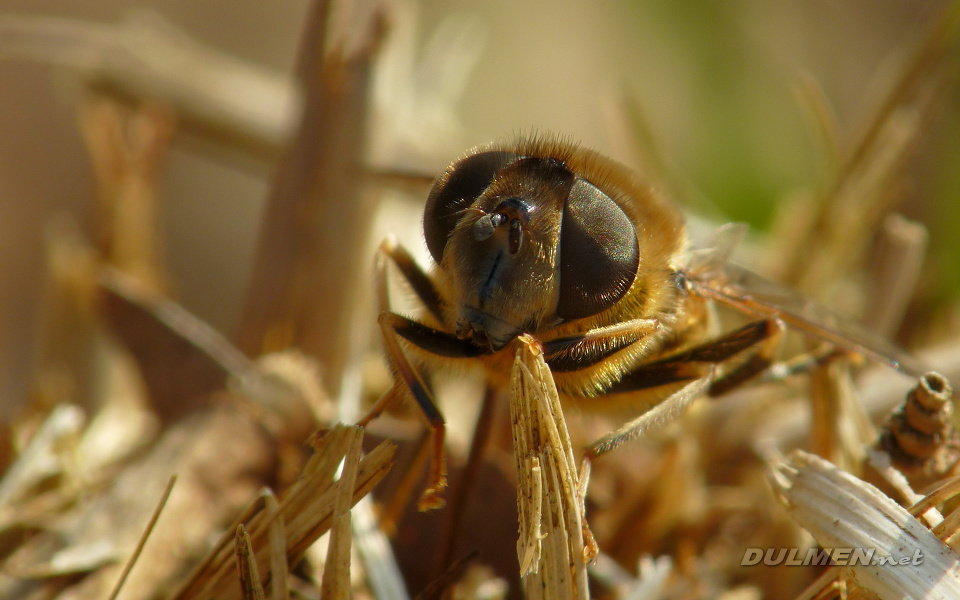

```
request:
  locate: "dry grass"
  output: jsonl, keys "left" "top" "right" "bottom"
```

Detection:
{"left": 1, "top": 1, "right": 960, "bottom": 599}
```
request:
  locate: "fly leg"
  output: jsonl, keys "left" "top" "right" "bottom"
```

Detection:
{"left": 369, "top": 313, "right": 449, "bottom": 510}
{"left": 375, "top": 236, "right": 444, "bottom": 322}
{"left": 705, "top": 318, "right": 785, "bottom": 396}
{"left": 360, "top": 237, "right": 446, "bottom": 429}
{"left": 359, "top": 238, "right": 483, "bottom": 510}
{"left": 604, "top": 318, "right": 786, "bottom": 397}
{"left": 574, "top": 375, "right": 714, "bottom": 540}
{"left": 562, "top": 318, "right": 784, "bottom": 524}
{"left": 542, "top": 317, "right": 661, "bottom": 372}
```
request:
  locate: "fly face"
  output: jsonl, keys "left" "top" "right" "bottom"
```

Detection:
{"left": 444, "top": 157, "right": 568, "bottom": 350}
{"left": 424, "top": 148, "right": 642, "bottom": 352}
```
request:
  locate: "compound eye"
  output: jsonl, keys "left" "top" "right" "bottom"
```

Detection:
{"left": 556, "top": 179, "right": 639, "bottom": 320}
{"left": 423, "top": 150, "right": 519, "bottom": 264}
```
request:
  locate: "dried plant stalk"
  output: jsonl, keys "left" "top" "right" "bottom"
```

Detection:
{"left": 0, "top": 12, "right": 297, "bottom": 161}
{"left": 106, "top": 475, "right": 176, "bottom": 600}
{"left": 865, "top": 215, "right": 929, "bottom": 338}
{"left": 263, "top": 493, "right": 289, "bottom": 600}
{"left": 793, "top": 72, "right": 842, "bottom": 183}
{"left": 510, "top": 335, "right": 589, "bottom": 600}
{"left": 770, "top": 2, "right": 958, "bottom": 293}
{"left": 236, "top": 524, "right": 267, "bottom": 600}
{"left": 808, "top": 360, "right": 873, "bottom": 473}
{"left": 79, "top": 98, "right": 175, "bottom": 293}
{"left": 770, "top": 449, "right": 960, "bottom": 598}
{"left": 348, "top": 495, "right": 410, "bottom": 600}
{"left": 30, "top": 219, "right": 108, "bottom": 419}
{"left": 319, "top": 426, "right": 363, "bottom": 600}
{"left": 864, "top": 448, "right": 944, "bottom": 530}
{"left": 98, "top": 267, "right": 256, "bottom": 423}
{"left": 237, "top": 0, "right": 383, "bottom": 402}
{"left": 170, "top": 425, "right": 394, "bottom": 600}
{"left": 909, "top": 476, "right": 960, "bottom": 519}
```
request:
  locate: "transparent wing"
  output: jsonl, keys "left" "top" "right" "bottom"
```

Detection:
{"left": 680, "top": 226, "right": 925, "bottom": 377}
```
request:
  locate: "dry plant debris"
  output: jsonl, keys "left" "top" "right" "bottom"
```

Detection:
{"left": 769, "top": 450, "right": 960, "bottom": 598}
{"left": 171, "top": 424, "right": 394, "bottom": 600}
{"left": 0, "top": 11, "right": 298, "bottom": 161}
{"left": 1, "top": 1, "right": 960, "bottom": 600}
{"left": 876, "top": 372, "right": 960, "bottom": 489}
{"left": 509, "top": 335, "right": 589, "bottom": 599}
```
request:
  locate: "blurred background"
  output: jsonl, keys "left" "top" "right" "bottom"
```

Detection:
{"left": 0, "top": 0, "right": 957, "bottom": 418}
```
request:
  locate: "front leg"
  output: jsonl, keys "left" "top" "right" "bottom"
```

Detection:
{"left": 542, "top": 317, "right": 660, "bottom": 372}
{"left": 361, "top": 238, "right": 486, "bottom": 509}
{"left": 365, "top": 313, "right": 485, "bottom": 509}
{"left": 376, "top": 235, "right": 444, "bottom": 322}
{"left": 364, "top": 312, "right": 449, "bottom": 510}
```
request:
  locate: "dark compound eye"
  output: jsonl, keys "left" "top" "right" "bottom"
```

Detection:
{"left": 423, "top": 150, "right": 519, "bottom": 264}
{"left": 556, "top": 179, "right": 639, "bottom": 320}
